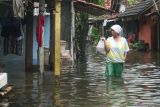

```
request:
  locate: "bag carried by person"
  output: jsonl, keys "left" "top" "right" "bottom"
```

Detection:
{"left": 96, "top": 39, "right": 106, "bottom": 55}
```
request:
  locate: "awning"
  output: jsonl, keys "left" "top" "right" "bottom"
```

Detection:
{"left": 74, "top": 0, "right": 114, "bottom": 16}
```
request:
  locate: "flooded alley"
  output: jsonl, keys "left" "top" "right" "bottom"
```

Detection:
{"left": 1, "top": 0, "right": 160, "bottom": 107}
{"left": 0, "top": 44, "right": 160, "bottom": 107}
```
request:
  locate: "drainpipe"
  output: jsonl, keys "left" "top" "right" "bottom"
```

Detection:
{"left": 71, "top": 0, "right": 75, "bottom": 61}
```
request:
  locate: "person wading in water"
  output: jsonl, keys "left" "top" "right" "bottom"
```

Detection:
{"left": 102, "top": 24, "right": 130, "bottom": 77}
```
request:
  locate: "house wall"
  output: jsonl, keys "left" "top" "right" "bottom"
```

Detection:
{"left": 33, "top": 16, "right": 50, "bottom": 64}
{"left": 139, "top": 17, "right": 152, "bottom": 50}
{"left": 0, "top": 22, "right": 25, "bottom": 73}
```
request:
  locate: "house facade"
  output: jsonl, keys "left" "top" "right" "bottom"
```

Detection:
{"left": 0, "top": 0, "right": 112, "bottom": 75}
{"left": 119, "top": 0, "right": 160, "bottom": 51}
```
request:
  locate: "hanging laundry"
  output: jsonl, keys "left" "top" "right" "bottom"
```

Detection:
{"left": 36, "top": 15, "right": 44, "bottom": 47}
{"left": 13, "top": 0, "right": 24, "bottom": 18}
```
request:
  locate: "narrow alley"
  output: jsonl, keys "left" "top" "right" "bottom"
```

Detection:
{"left": 0, "top": 0, "right": 160, "bottom": 107}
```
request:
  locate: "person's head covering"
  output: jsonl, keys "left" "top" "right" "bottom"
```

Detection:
{"left": 111, "top": 24, "right": 123, "bottom": 36}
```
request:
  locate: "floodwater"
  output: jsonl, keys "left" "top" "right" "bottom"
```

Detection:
{"left": 0, "top": 45, "right": 160, "bottom": 107}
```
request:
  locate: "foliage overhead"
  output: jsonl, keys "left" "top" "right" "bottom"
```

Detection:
{"left": 127, "top": 0, "right": 140, "bottom": 6}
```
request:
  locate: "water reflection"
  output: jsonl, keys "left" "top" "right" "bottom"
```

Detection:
{"left": 1, "top": 46, "right": 160, "bottom": 107}
{"left": 53, "top": 77, "right": 63, "bottom": 107}
{"left": 25, "top": 72, "right": 33, "bottom": 105}
{"left": 124, "top": 50, "right": 160, "bottom": 106}
{"left": 105, "top": 77, "right": 129, "bottom": 107}
{"left": 126, "top": 50, "right": 160, "bottom": 65}
{"left": 4, "top": 71, "right": 56, "bottom": 107}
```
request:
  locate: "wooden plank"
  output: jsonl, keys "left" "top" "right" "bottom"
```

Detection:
{"left": 25, "top": 4, "right": 33, "bottom": 72}
{"left": 0, "top": 85, "right": 13, "bottom": 97}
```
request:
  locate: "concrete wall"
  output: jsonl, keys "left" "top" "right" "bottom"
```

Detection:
{"left": 139, "top": 17, "right": 152, "bottom": 50}
{"left": 33, "top": 16, "right": 50, "bottom": 64}
{"left": 0, "top": 16, "right": 50, "bottom": 66}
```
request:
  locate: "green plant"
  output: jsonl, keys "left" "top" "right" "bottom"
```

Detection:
{"left": 132, "top": 42, "right": 139, "bottom": 49}
{"left": 98, "top": 0, "right": 105, "bottom": 6}
{"left": 88, "top": 0, "right": 105, "bottom": 6}
{"left": 89, "top": 26, "right": 100, "bottom": 44}
{"left": 128, "top": 0, "right": 140, "bottom": 6}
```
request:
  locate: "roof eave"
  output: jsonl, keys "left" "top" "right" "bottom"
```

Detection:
{"left": 74, "top": 0, "right": 114, "bottom": 16}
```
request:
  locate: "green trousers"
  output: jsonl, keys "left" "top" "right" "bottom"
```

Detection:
{"left": 105, "top": 62, "right": 124, "bottom": 77}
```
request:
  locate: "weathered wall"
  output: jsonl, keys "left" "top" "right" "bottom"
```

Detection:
{"left": 139, "top": 17, "right": 152, "bottom": 50}
{"left": 33, "top": 16, "right": 50, "bottom": 64}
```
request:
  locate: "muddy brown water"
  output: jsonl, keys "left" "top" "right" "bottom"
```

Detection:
{"left": 0, "top": 46, "right": 160, "bottom": 107}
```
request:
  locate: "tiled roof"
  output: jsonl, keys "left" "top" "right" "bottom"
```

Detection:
{"left": 119, "top": 0, "right": 155, "bottom": 17}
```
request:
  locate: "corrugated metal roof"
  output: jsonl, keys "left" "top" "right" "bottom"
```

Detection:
{"left": 74, "top": 0, "right": 114, "bottom": 16}
{"left": 119, "top": 0, "right": 154, "bottom": 17}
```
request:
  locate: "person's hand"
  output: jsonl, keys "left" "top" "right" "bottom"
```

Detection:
{"left": 106, "top": 41, "right": 111, "bottom": 49}
{"left": 101, "top": 37, "right": 106, "bottom": 41}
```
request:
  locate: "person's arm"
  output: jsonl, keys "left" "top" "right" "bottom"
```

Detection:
{"left": 123, "top": 38, "right": 130, "bottom": 60}
{"left": 124, "top": 52, "right": 127, "bottom": 60}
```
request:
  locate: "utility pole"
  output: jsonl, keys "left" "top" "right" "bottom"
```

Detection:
{"left": 71, "top": 0, "right": 75, "bottom": 61}
{"left": 25, "top": 1, "right": 33, "bottom": 72}
{"left": 50, "top": 0, "right": 61, "bottom": 76}
{"left": 54, "top": 0, "right": 61, "bottom": 76}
